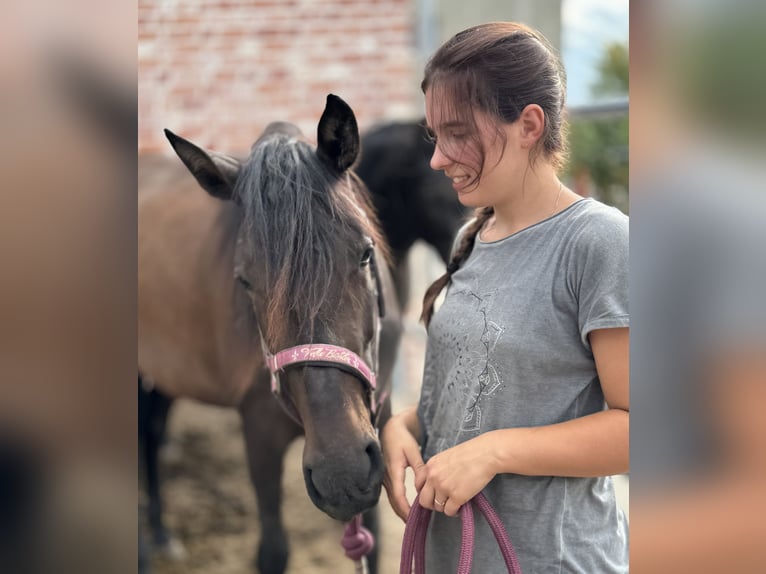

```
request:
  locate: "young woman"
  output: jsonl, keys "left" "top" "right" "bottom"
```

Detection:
{"left": 382, "top": 22, "right": 629, "bottom": 572}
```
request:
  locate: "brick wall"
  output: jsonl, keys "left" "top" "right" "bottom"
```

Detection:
{"left": 139, "top": 0, "right": 421, "bottom": 154}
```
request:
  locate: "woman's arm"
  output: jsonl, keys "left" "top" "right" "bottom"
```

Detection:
{"left": 419, "top": 327, "right": 629, "bottom": 516}
{"left": 490, "top": 326, "right": 629, "bottom": 476}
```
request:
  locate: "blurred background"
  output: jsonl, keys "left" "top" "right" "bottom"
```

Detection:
{"left": 629, "top": 2, "right": 766, "bottom": 572}
{"left": 137, "top": 1, "right": 628, "bottom": 572}
{"left": 4, "top": 0, "right": 765, "bottom": 572}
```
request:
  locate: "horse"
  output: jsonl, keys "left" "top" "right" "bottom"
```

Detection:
{"left": 356, "top": 121, "right": 469, "bottom": 307}
{"left": 138, "top": 94, "right": 402, "bottom": 574}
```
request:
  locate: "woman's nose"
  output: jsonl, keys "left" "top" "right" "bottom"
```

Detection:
{"left": 430, "top": 143, "right": 451, "bottom": 171}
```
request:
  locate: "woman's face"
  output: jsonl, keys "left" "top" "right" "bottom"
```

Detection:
{"left": 425, "top": 88, "right": 528, "bottom": 208}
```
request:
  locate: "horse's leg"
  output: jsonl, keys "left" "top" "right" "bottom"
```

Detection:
{"left": 138, "top": 377, "right": 177, "bottom": 553}
{"left": 240, "top": 380, "right": 301, "bottom": 574}
{"left": 362, "top": 505, "right": 380, "bottom": 574}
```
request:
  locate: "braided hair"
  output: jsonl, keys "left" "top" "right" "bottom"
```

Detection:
{"left": 421, "top": 207, "right": 493, "bottom": 327}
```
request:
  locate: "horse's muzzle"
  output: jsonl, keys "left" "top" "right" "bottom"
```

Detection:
{"left": 303, "top": 437, "right": 384, "bottom": 522}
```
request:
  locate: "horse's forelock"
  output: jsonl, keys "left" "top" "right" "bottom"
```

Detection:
{"left": 236, "top": 135, "right": 384, "bottom": 347}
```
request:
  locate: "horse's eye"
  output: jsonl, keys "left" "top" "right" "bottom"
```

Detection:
{"left": 236, "top": 275, "right": 253, "bottom": 291}
{"left": 360, "top": 246, "right": 374, "bottom": 267}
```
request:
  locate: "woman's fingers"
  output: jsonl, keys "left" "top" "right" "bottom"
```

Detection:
{"left": 382, "top": 445, "right": 411, "bottom": 522}
{"left": 380, "top": 414, "right": 431, "bottom": 522}
{"left": 405, "top": 444, "right": 427, "bottom": 494}
{"left": 383, "top": 475, "right": 410, "bottom": 521}
{"left": 382, "top": 437, "right": 425, "bottom": 521}
{"left": 442, "top": 498, "right": 460, "bottom": 517}
{"left": 418, "top": 481, "right": 436, "bottom": 511}
{"left": 413, "top": 459, "right": 428, "bottom": 492}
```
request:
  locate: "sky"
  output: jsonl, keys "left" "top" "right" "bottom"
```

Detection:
{"left": 561, "top": 0, "right": 629, "bottom": 107}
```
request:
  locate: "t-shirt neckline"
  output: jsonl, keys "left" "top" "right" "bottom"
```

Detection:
{"left": 477, "top": 198, "right": 591, "bottom": 245}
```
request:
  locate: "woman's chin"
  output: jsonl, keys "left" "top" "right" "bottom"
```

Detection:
{"left": 456, "top": 189, "right": 483, "bottom": 208}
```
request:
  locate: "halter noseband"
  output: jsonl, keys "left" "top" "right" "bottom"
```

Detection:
{"left": 259, "top": 242, "right": 386, "bottom": 427}
{"left": 264, "top": 344, "right": 376, "bottom": 391}
{"left": 261, "top": 342, "right": 379, "bottom": 426}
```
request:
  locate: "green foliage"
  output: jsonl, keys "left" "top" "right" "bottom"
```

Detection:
{"left": 675, "top": 12, "right": 766, "bottom": 142}
{"left": 592, "top": 43, "right": 629, "bottom": 97}
{"left": 567, "top": 116, "right": 628, "bottom": 210}
{"left": 565, "top": 41, "right": 629, "bottom": 212}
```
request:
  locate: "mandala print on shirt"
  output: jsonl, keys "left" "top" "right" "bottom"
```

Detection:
{"left": 458, "top": 289, "right": 505, "bottom": 431}
{"left": 424, "top": 288, "right": 505, "bottom": 435}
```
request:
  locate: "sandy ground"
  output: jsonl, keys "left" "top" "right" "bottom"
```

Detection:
{"left": 145, "top": 402, "right": 407, "bottom": 574}
{"left": 144, "top": 243, "right": 628, "bottom": 573}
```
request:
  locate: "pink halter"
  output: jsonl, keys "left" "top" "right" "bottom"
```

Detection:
{"left": 264, "top": 343, "right": 377, "bottom": 393}
{"left": 259, "top": 333, "right": 382, "bottom": 427}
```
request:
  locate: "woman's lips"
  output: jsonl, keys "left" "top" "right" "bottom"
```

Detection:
{"left": 450, "top": 174, "right": 473, "bottom": 193}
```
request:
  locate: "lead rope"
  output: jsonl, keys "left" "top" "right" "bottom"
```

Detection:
{"left": 341, "top": 514, "right": 375, "bottom": 573}
{"left": 400, "top": 492, "right": 522, "bottom": 574}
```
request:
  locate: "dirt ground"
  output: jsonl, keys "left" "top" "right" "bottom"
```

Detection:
{"left": 146, "top": 401, "right": 408, "bottom": 574}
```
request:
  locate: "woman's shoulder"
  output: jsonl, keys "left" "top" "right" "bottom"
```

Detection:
{"left": 567, "top": 197, "right": 628, "bottom": 224}
{"left": 551, "top": 199, "right": 629, "bottom": 274}
{"left": 564, "top": 198, "right": 628, "bottom": 243}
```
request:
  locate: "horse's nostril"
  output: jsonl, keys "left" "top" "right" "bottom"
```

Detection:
{"left": 303, "top": 466, "right": 321, "bottom": 502}
{"left": 365, "top": 440, "right": 382, "bottom": 482}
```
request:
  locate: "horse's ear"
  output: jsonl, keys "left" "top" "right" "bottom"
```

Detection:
{"left": 316, "top": 94, "right": 359, "bottom": 173}
{"left": 164, "top": 129, "right": 241, "bottom": 200}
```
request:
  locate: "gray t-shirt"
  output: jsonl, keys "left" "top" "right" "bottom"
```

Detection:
{"left": 417, "top": 198, "right": 629, "bottom": 573}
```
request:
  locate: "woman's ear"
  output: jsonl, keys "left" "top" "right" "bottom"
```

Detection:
{"left": 518, "top": 104, "right": 546, "bottom": 149}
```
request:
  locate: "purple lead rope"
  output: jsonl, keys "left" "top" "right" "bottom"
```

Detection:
{"left": 342, "top": 514, "right": 375, "bottom": 573}
{"left": 400, "top": 492, "right": 522, "bottom": 574}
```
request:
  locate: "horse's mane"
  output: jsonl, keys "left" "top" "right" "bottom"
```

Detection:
{"left": 235, "top": 131, "right": 386, "bottom": 347}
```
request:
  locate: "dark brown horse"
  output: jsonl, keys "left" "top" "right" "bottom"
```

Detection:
{"left": 138, "top": 95, "right": 401, "bottom": 573}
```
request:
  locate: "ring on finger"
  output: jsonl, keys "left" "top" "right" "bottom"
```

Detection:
{"left": 434, "top": 498, "right": 445, "bottom": 506}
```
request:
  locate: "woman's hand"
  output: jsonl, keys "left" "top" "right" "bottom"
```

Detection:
{"left": 417, "top": 433, "right": 500, "bottom": 517}
{"left": 381, "top": 409, "right": 426, "bottom": 522}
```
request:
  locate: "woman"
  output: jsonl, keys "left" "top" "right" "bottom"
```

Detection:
{"left": 382, "top": 22, "right": 629, "bottom": 572}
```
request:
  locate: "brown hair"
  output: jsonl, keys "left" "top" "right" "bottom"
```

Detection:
{"left": 420, "top": 22, "right": 568, "bottom": 327}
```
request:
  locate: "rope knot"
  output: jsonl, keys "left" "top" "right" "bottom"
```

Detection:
{"left": 341, "top": 515, "right": 375, "bottom": 561}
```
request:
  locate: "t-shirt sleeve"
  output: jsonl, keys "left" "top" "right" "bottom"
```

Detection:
{"left": 573, "top": 209, "right": 630, "bottom": 351}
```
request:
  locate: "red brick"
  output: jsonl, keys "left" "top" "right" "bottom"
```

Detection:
{"left": 138, "top": 0, "right": 420, "bottom": 151}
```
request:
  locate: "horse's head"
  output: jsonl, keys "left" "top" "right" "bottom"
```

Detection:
{"left": 164, "top": 95, "right": 388, "bottom": 521}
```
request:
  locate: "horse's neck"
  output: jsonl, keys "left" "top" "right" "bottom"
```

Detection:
{"left": 138, "top": 192, "right": 262, "bottom": 406}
